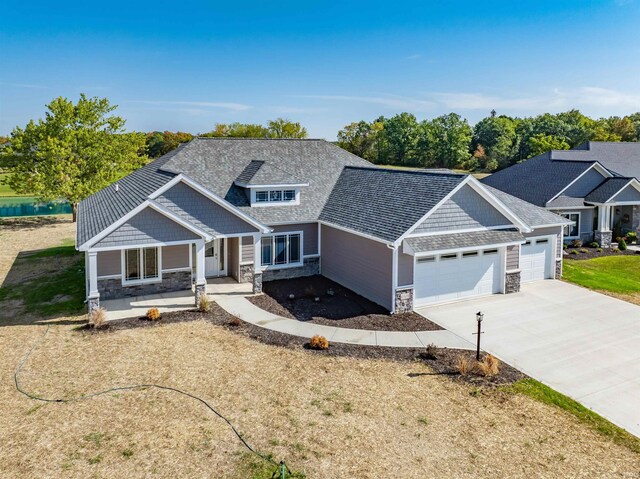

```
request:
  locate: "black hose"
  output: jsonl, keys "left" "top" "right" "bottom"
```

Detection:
{"left": 15, "top": 324, "right": 292, "bottom": 476}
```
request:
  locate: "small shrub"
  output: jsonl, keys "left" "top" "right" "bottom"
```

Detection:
{"left": 562, "top": 243, "right": 568, "bottom": 250}
{"left": 570, "top": 250, "right": 578, "bottom": 255}
{"left": 197, "top": 294, "right": 210, "bottom": 312}
{"left": 587, "top": 241, "right": 599, "bottom": 248}
{"left": 570, "top": 239, "right": 583, "bottom": 248}
{"left": 146, "top": 307, "right": 161, "bottom": 321}
{"left": 618, "top": 238, "right": 627, "bottom": 251}
{"left": 580, "top": 248, "right": 588, "bottom": 253}
{"left": 228, "top": 316, "right": 242, "bottom": 327}
{"left": 89, "top": 307, "right": 108, "bottom": 329}
{"left": 477, "top": 354, "right": 501, "bottom": 377}
{"left": 626, "top": 231, "right": 637, "bottom": 244}
{"left": 613, "top": 248, "right": 621, "bottom": 253}
{"left": 309, "top": 335, "right": 329, "bottom": 350}
{"left": 597, "top": 248, "right": 603, "bottom": 253}
{"left": 456, "top": 355, "right": 473, "bottom": 375}
{"left": 424, "top": 343, "right": 438, "bottom": 360}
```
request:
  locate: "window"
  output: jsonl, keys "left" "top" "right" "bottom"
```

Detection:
{"left": 536, "top": 239, "right": 549, "bottom": 244}
{"left": 462, "top": 251, "right": 478, "bottom": 258}
{"left": 123, "top": 247, "right": 160, "bottom": 284}
{"left": 270, "top": 190, "right": 283, "bottom": 202}
{"left": 261, "top": 233, "right": 302, "bottom": 267}
{"left": 483, "top": 249, "right": 498, "bottom": 255}
{"left": 417, "top": 256, "right": 435, "bottom": 263}
{"left": 441, "top": 253, "right": 458, "bottom": 260}
{"left": 283, "top": 190, "right": 295, "bottom": 201}
{"left": 252, "top": 189, "right": 298, "bottom": 205}
{"left": 255, "top": 191, "right": 269, "bottom": 202}
{"left": 561, "top": 213, "right": 580, "bottom": 238}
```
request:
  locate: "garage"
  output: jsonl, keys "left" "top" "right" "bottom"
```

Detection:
{"left": 414, "top": 248, "right": 503, "bottom": 306}
{"left": 520, "top": 237, "right": 553, "bottom": 282}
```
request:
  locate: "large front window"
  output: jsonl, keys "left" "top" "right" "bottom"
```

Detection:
{"left": 561, "top": 213, "right": 580, "bottom": 238}
{"left": 124, "top": 247, "right": 160, "bottom": 283}
{"left": 261, "top": 233, "right": 302, "bottom": 267}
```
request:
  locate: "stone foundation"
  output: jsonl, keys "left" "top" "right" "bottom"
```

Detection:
{"left": 253, "top": 272, "right": 263, "bottom": 294}
{"left": 239, "top": 264, "right": 254, "bottom": 283}
{"left": 97, "top": 271, "right": 192, "bottom": 300}
{"left": 88, "top": 296, "right": 100, "bottom": 314}
{"left": 633, "top": 206, "right": 640, "bottom": 235}
{"left": 555, "top": 260, "right": 563, "bottom": 279}
{"left": 505, "top": 271, "right": 521, "bottom": 294}
{"left": 393, "top": 287, "right": 414, "bottom": 314}
{"left": 261, "top": 257, "right": 320, "bottom": 282}
{"left": 595, "top": 230, "right": 612, "bottom": 249}
{"left": 195, "top": 282, "right": 207, "bottom": 307}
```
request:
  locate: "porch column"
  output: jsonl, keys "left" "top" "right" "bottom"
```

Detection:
{"left": 194, "top": 239, "right": 206, "bottom": 306}
{"left": 595, "top": 205, "right": 613, "bottom": 248}
{"left": 252, "top": 233, "right": 263, "bottom": 294}
{"left": 87, "top": 251, "right": 100, "bottom": 314}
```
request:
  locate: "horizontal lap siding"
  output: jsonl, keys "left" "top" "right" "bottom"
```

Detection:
{"left": 506, "top": 245, "right": 519, "bottom": 271}
{"left": 320, "top": 225, "right": 392, "bottom": 311}
{"left": 397, "top": 252, "right": 414, "bottom": 287}
{"left": 269, "top": 223, "right": 319, "bottom": 255}
{"left": 241, "top": 236, "right": 254, "bottom": 263}
{"left": 163, "top": 244, "right": 190, "bottom": 269}
{"left": 97, "top": 250, "right": 121, "bottom": 276}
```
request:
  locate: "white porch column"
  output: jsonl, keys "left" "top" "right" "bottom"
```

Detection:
{"left": 87, "top": 251, "right": 100, "bottom": 314}
{"left": 598, "top": 205, "right": 611, "bottom": 231}
{"left": 194, "top": 239, "right": 206, "bottom": 306}
{"left": 252, "top": 233, "right": 263, "bottom": 294}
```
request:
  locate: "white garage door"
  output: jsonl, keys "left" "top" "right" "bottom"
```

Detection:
{"left": 414, "top": 249, "right": 502, "bottom": 307}
{"left": 520, "top": 237, "right": 552, "bottom": 282}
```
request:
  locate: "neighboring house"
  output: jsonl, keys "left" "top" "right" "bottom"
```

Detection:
{"left": 483, "top": 142, "right": 640, "bottom": 248}
{"left": 76, "top": 138, "right": 570, "bottom": 313}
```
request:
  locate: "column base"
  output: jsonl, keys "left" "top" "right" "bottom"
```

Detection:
{"left": 88, "top": 296, "right": 100, "bottom": 315}
{"left": 253, "top": 272, "right": 263, "bottom": 294}
{"left": 595, "top": 230, "right": 612, "bottom": 249}
{"left": 195, "top": 282, "right": 207, "bottom": 307}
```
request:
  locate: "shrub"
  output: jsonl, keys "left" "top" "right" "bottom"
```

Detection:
{"left": 89, "top": 307, "right": 108, "bottom": 329}
{"left": 597, "top": 248, "right": 603, "bottom": 253}
{"left": 424, "top": 343, "right": 438, "bottom": 360}
{"left": 309, "top": 335, "right": 329, "bottom": 350}
{"left": 456, "top": 355, "right": 473, "bottom": 375}
{"left": 477, "top": 354, "right": 501, "bottom": 377}
{"left": 626, "top": 231, "right": 637, "bottom": 244}
{"left": 228, "top": 316, "right": 242, "bottom": 327}
{"left": 146, "top": 307, "right": 161, "bottom": 321}
{"left": 587, "top": 241, "right": 600, "bottom": 248}
{"left": 618, "top": 238, "right": 627, "bottom": 251}
{"left": 197, "top": 294, "right": 210, "bottom": 312}
{"left": 570, "top": 250, "right": 579, "bottom": 255}
{"left": 562, "top": 243, "right": 568, "bottom": 250}
{"left": 580, "top": 248, "right": 588, "bottom": 253}
{"left": 570, "top": 239, "right": 583, "bottom": 248}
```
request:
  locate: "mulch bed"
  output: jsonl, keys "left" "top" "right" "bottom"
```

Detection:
{"left": 247, "top": 275, "right": 443, "bottom": 332}
{"left": 564, "top": 246, "right": 639, "bottom": 260}
{"left": 81, "top": 304, "right": 524, "bottom": 387}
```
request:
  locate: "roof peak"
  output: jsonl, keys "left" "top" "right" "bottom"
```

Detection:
{"left": 343, "top": 165, "right": 466, "bottom": 178}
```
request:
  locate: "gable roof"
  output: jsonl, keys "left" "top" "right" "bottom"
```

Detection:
{"left": 234, "top": 160, "right": 307, "bottom": 187}
{"left": 553, "top": 142, "right": 640, "bottom": 178}
{"left": 404, "top": 229, "right": 524, "bottom": 255}
{"left": 584, "top": 177, "right": 634, "bottom": 204}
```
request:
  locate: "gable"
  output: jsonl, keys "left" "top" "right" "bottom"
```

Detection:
{"left": 94, "top": 207, "right": 201, "bottom": 248}
{"left": 413, "top": 184, "right": 512, "bottom": 234}
{"left": 611, "top": 183, "right": 640, "bottom": 202}
{"left": 155, "top": 181, "right": 259, "bottom": 236}
{"left": 561, "top": 167, "right": 608, "bottom": 198}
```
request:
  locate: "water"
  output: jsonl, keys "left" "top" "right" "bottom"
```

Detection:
{"left": 0, "top": 197, "right": 72, "bottom": 217}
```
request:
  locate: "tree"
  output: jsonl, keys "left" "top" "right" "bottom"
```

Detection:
{"left": 380, "top": 113, "right": 421, "bottom": 165}
{"left": 203, "top": 123, "right": 269, "bottom": 138}
{"left": 146, "top": 131, "right": 193, "bottom": 158}
{"left": 527, "top": 133, "right": 570, "bottom": 157}
{"left": 267, "top": 118, "right": 308, "bottom": 138}
{"left": 608, "top": 116, "right": 637, "bottom": 142}
{"left": 422, "top": 113, "right": 472, "bottom": 168}
{"left": 472, "top": 115, "right": 517, "bottom": 169}
{"left": 0, "top": 94, "right": 147, "bottom": 221}
{"left": 336, "top": 120, "right": 382, "bottom": 162}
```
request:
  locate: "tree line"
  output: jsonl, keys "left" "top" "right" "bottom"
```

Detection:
{"left": 336, "top": 110, "right": 640, "bottom": 171}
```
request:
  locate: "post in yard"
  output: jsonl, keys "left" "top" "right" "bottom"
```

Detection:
{"left": 474, "top": 311, "right": 484, "bottom": 361}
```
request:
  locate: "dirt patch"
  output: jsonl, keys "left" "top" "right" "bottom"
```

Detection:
{"left": 248, "top": 275, "right": 442, "bottom": 332}
{"left": 564, "top": 246, "right": 638, "bottom": 260}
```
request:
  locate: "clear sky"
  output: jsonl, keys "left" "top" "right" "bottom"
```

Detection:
{"left": 1, "top": 0, "right": 639, "bottom": 139}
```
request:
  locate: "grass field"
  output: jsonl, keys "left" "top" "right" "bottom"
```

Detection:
{"left": 1, "top": 219, "right": 639, "bottom": 478}
{"left": 563, "top": 256, "right": 640, "bottom": 302}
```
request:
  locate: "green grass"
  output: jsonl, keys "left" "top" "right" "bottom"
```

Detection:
{"left": 21, "top": 239, "right": 76, "bottom": 259}
{"left": 563, "top": 256, "right": 640, "bottom": 294}
{"left": 506, "top": 379, "right": 640, "bottom": 453}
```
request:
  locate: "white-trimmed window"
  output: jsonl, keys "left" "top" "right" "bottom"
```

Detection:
{"left": 261, "top": 232, "right": 302, "bottom": 267}
{"left": 561, "top": 213, "right": 580, "bottom": 238}
{"left": 123, "top": 247, "right": 161, "bottom": 284}
{"left": 251, "top": 188, "right": 299, "bottom": 206}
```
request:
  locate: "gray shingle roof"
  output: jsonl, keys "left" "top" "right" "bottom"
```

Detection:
{"left": 553, "top": 142, "right": 640, "bottom": 178}
{"left": 319, "top": 167, "right": 466, "bottom": 243}
{"left": 584, "top": 177, "right": 633, "bottom": 203}
{"left": 234, "top": 160, "right": 307, "bottom": 186}
{"left": 405, "top": 229, "right": 524, "bottom": 254}
{"left": 545, "top": 196, "right": 588, "bottom": 208}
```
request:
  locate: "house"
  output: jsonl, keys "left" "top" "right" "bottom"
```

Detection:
{"left": 483, "top": 142, "right": 640, "bottom": 248}
{"left": 76, "top": 138, "right": 571, "bottom": 313}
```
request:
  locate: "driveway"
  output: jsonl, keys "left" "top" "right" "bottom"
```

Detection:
{"left": 417, "top": 281, "right": 640, "bottom": 438}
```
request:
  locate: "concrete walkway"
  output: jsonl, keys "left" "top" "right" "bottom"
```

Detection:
{"left": 417, "top": 281, "right": 640, "bottom": 438}
{"left": 215, "top": 296, "right": 474, "bottom": 349}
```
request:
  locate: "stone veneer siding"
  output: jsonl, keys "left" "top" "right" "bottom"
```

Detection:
{"left": 505, "top": 271, "right": 521, "bottom": 294}
{"left": 239, "top": 264, "right": 254, "bottom": 283}
{"left": 595, "top": 230, "right": 613, "bottom": 249}
{"left": 97, "top": 271, "right": 192, "bottom": 300}
{"left": 555, "top": 260, "right": 563, "bottom": 279}
{"left": 394, "top": 287, "right": 414, "bottom": 314}
{"left": 261, "top": 257, "right": 320, "bottom": 282}
{"left": 253, "top": 272, "right": 263, "bottom": 294}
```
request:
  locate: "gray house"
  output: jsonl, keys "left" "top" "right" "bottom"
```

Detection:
{"left": 77, "top": 138, "right": 570, "bottom": 313}
{"left": 483, "top": 142, "right": 640, "bottom": 248}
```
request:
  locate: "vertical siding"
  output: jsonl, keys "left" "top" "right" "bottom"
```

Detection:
{"left": 320, "top": 225, "right": 393, "bottom": 310}
{"left": 241, "top": 236, "right": 254, "bottom": 263}
{"left": 97, "top": 250, "right": 121, "bottom": 276}
{"left": 162, "top": 244, "right": 190, "bottom": 270}
{"left": 269, "top": 223, "right": 319, "bottom": 255}
{"left": 506, "top": 245, "right": 519, "bottom": 271}
{"left": 397, "top": 252, "right": 414, "bottom": 287}
{"left": 229, "top": 237, "right": 239, "bottom": 280}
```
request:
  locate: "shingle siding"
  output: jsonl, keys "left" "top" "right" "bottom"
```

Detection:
{"left": 414, "top": 185, "right": 510, "bottom": 234}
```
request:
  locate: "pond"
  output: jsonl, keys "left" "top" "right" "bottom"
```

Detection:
{"left": 0, "top": 196, "right": 72, "bottom": 217}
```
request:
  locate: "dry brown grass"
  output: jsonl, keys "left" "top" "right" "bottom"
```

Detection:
{"left": 477, "top": 354, "right": 501, "bottom": 377}
{"left": 308, "top": 335, "right": 329, "bottom": 350}
{"left": 2, "top": 218, "right": 640, "bottom": 478}
{"left": 456, "top": 355, "right": 474, "bottom": 375}
{"left": 89, "top": 307, "right": 107, "bottom": 330}
{"left": 146, "top": 308, "right": 161, "bottom": 321}
{"left": 197, "top": 294, "right": 211, "bottom": 313}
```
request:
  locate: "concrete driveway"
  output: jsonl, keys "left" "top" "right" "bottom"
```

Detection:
{"left": 417, "top": 281, "right": 640, "bottom": 438}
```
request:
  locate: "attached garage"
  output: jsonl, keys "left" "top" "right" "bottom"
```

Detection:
{"left": 520, "top": 237, "right": 554, "bottom": 282}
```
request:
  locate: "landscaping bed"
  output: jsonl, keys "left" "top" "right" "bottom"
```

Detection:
{"left": 248, "top": 275, "right": 443, "bottom": 332}
{"left": 564, "top": 245, "right": 637, "bottom": 260}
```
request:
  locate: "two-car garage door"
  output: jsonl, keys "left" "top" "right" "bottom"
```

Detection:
{"left": 414, "top": 249, "right": 502, "bottom": 307}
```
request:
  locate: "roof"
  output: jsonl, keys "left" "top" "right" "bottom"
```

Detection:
{"left": 481, "top": 152, "right": 595, "bottom": 206}
{"left": 552, "top": 142, "right": 640, "bottom": 178}
{"left": 234, "top": 160, "right": 307, "bottom": 187}
{"left": 405, "top": 229, "right": 524, "bottom": 254}
{"left": 584, "top": 177, "right": 633, "bottom": 203}
{"left": 319, "top": 167, "right": 466, "bottom": 243}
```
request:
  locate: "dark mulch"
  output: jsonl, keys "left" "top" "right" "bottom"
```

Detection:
{"left": 564, "top": 245, "right": 639, "bottom": 260}
{"left": 247, "top": 275, "right": 443, "bottom": 332}
{"left": 81, "top": 304, "right": 524, "bottom": 387}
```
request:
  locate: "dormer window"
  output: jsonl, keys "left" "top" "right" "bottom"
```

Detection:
{"left": 251, "top": 188, "right": 300, "bottom": 206}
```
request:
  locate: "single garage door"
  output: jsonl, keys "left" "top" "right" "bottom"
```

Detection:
{"left": 520, "top": 237, "right": 552, "bottom": 282}
{"left": 414, "top": 249, "right": 502, "bottom": 306}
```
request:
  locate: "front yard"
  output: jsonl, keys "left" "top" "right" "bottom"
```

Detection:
{"left": 2, "top": 218, "right": 640, "bottom": 478}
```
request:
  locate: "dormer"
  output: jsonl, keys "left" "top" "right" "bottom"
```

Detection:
{"left": 234, "top": 160, "right": 309, "bottom": 207}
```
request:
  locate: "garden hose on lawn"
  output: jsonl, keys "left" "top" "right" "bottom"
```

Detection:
{"left": 14, "top": 324, "right": 293, "bottom": 478}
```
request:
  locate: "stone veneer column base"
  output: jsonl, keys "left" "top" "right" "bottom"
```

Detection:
{"left": 595, "top": 230, "right": 613, "bottom": 249}
{"left": 555, "top": 260, "right": 563, "bottom": 279}
{"left": 504, "top": 271, "right": 521, "bottom": 294}
{"left": 195, "top": 283, "right": 206, "bottom": 307}
{"left": 393, "top": 287, "right": 414, "bottom": 314}
{"left": 88, "top": 296, "right": 100, "bottom": 315}
{"left": 239, "top": 264, "right": 254, "bottom": 283}
{"left": 253, "top": 272, "right": 263, "bottom": 294}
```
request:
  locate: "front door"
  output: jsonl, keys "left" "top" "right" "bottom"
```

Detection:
{"left": 205, "top": 238, "right": 226, "bottom": 277}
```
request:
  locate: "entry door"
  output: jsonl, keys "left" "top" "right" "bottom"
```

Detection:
{"left": 205, "top": 238, "right": 226, "bottom": 277}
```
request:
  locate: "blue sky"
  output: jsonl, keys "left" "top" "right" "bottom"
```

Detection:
{"left": 1, "top": 0, "right": 639, "bottom": 139}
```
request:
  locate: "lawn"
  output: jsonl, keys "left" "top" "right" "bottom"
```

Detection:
{"left": 563, "top": 255, "right": 640, "bottom": 296}
{"left": 1, "top": 221, "right": 640, "bottom": 478}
